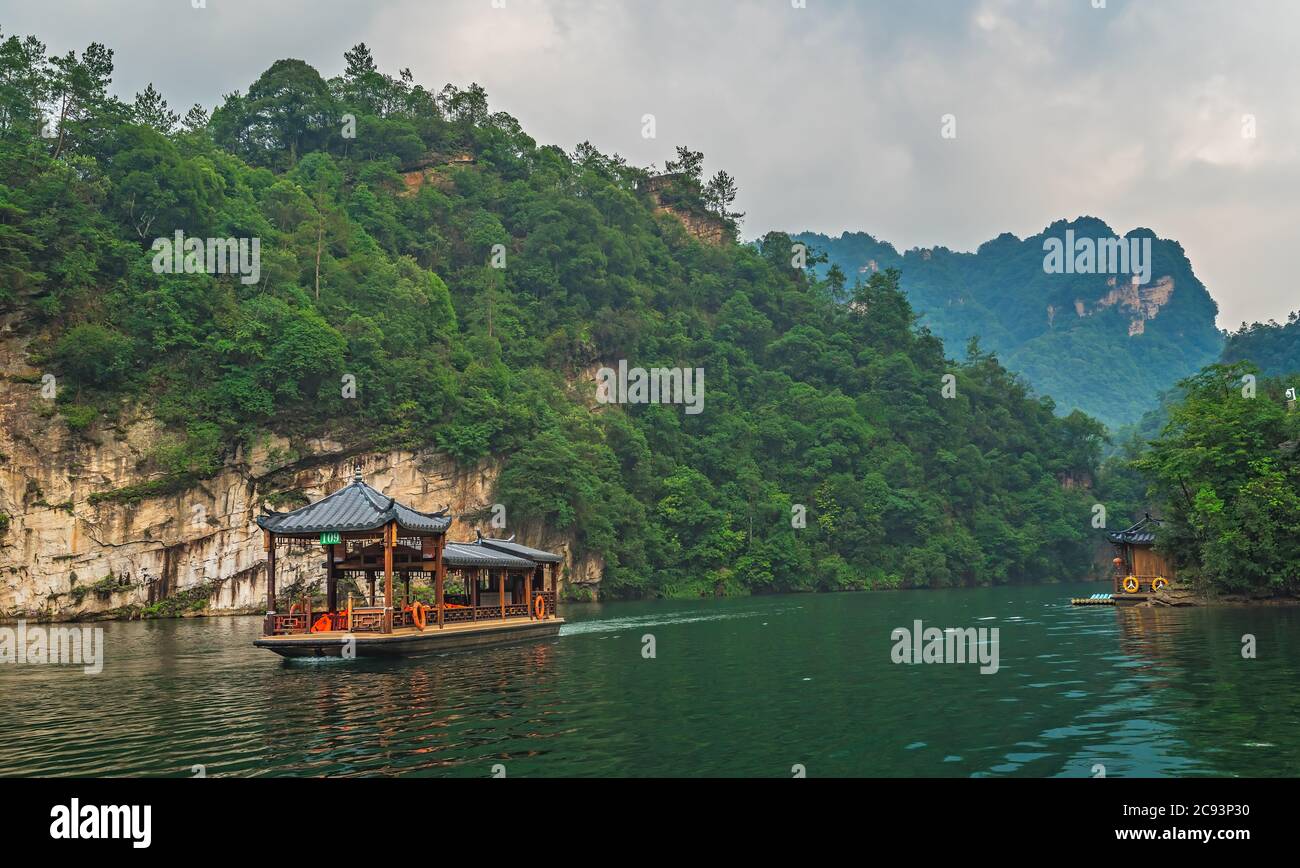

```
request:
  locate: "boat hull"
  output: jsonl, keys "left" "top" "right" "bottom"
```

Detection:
{"left": 253, "top": 618, "right": 564, "bottom": 658}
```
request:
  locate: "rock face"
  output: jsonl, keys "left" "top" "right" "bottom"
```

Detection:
{"left": 0, "top": 334, "right": 602, "bottom": 621}
{"left": 653, "top": 205, "right": 727, "bottom": 245}
{"left": 1087, "top": 275, "right": 1176, "bottom": 336}
{"left": 639, "top": 174, "right": 728, "bottom": 246}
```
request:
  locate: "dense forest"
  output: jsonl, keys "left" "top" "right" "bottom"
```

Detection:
{"left": 1128, "top": 364, "right": 1300, "bottom": 596}
{"left": 794, "top": 226, "right": 1224, "bottom": 431}
{"left": 1222, "top": 311, "right": 1300, "bottom": 376}
{"left": 2, "top": 31, "right": 1122, "bottom": 598}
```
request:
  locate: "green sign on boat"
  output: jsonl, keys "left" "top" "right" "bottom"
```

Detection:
{"left": 320, "top": 532, "right": 341, "bottom": 546}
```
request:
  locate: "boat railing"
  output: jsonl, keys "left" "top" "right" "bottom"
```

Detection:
{"left": 267, "top": 594, "right": 560, "bottom": 636}
{"left": 267, "top": 613, "right": 310, "bottom": 635}
{"left": 349, "top": 608, "right": 387, "bottom": 632}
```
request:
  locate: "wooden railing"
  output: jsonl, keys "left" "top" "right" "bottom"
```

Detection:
{"left": 443, "top": 607, "right": 477, "bottom": 624}
{"left": 350, "top": 608, "right": 386, "bottom": 632}
{"left": 268, "top": 613, "right": 309, "bottom": 635}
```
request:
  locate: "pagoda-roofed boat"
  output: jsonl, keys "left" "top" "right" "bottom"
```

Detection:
{"left": 252, "top": 467, "right": 563, "bottom": 659}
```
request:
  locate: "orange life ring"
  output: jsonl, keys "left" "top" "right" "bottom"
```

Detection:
{"left": 533, "top": 594, "right": 546, "bottom": 620}
{"left": 1122, "top": 575, "right": 1140, "bottom": 594}
{"left": 311, "top": 614, "right": 332, "bottom": 633}
{"left": 290, "top": 602, "right": 303, "bottom": 615}
{"left": 1152, "top": 576, "right": 1169, "bottom": 592}
{"left": 411, "top": 602, "right": 427, "bottom": 631}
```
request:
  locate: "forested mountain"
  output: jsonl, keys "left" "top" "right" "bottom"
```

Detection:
{"left": 1222, "top": 312, "right": 1300, "bottom": 377}
{"left": 0, "top": 31, "right": 1108, "bottom": 597}
{"left": 793, "top": 225, "right": 1224, "bottom": 431}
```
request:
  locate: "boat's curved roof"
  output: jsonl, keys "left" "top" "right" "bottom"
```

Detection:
{"left": 256, "top": 469, "right": 451, "bottom": 536}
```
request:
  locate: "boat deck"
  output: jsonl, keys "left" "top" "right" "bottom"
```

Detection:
{"left": 255, "top": 616, "right": 564, "bottom": 658}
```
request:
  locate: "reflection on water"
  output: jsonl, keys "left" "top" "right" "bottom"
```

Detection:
{"left": 1, "top": 584, "right": 1298, "bottom": 777}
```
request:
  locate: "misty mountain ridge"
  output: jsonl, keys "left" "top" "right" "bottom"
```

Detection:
{"left": 794, "top": 217, "right": 1225, "bottom": 430}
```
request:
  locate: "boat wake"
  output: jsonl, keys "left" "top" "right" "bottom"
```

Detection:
{"left": 559, "top": 606, "right": 797, "bottom": 636}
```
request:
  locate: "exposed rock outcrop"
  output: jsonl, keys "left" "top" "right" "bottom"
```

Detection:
{"left": 638, "top": 174, "right": 728, "bottom": 246}
{"left": 1081, "top": 275, "right": 1176, "bottom": 336}
{"left": 653, "top": 205, "right": 727, "bottom": 245}
{"left": 0, "top": 332, "right": 601, "bottom": 621}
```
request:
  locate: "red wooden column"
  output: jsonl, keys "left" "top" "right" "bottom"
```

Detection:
{"left": 264, "top": 530, "right": 276, "bottom": 634}
{"left": 500, "top": 570, "right": 506, "bottom": 621}
{"left": 326, "top": 543, "right": 338, "bottom": 612}
{"left": 383, "top": 521, "right": 395, "bottom": 633}
{"left": 434, "top": 532, "right": 446, "bottom": 629}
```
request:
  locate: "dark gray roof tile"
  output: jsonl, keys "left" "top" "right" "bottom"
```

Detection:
{"left": 442, "top": 543, "right": 535, "bottom": 569}
{"left": 1106, "top": 514, "right": 1161, "bottom": 546}
{"left": 257, "top": 469, "right": 451, "bottom": 536}
{"left": 478, "top": 536, "right": 563, "bottom": 563}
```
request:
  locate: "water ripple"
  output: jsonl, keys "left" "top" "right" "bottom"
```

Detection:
{"left": 2, "top": 587, "right": 1299, "bottom": 776}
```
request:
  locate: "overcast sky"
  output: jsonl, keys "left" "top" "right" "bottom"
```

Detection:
{"left": 5, "top": 0, "right": 1299, "bottom": 326}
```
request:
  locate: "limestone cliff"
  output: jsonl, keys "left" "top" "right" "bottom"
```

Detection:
{"left": 1083, "top": 275, "right": 1176, "bottom": 337}
{"left": 0, "top": 329, "right": 601, "bottom": 622}
{"left": 638, "top": 174, "right": 728, "bottom": 246}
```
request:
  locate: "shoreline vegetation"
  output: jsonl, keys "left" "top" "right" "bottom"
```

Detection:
{"left": 9, "top": 577, "right": 1300, "bottom": 626}
{"left": 0, "top": 34, "right": 1295, "bottom": 619}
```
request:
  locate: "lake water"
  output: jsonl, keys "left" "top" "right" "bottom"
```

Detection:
{"left": 2, "top": 582, "right": 1298, "bottom": 777}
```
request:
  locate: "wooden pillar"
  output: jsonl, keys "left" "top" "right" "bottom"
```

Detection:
{"left": 472, "top": 568, "right": 479, "bottom": 621}
{"left": 326, "top": 543, "right": 338, "bottom": 612}
{"left": 264, "top": 530, "right": 276, "bottom": 634}
{"left": 435, "top": 532, "right": 446, "bottom": 629}
{"left": 383, "top": 521, "right": 395, "bottom": 633}
{"left": 368, "top": 572, "right": 376, "bottom": 606}
{"left": 500, "top": 570, "right": 506, "bottom": 621}
{"left": 528, "top": 568, "right": 534, "bottom": 620}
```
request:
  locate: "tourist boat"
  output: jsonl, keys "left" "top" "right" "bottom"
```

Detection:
{"left": 252, "top": 468, "right": 564, "bottom": 658}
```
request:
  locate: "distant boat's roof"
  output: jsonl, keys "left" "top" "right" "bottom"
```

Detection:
{"left": 1106, "top": 514, "right": 1161, "bottom": 545}
{"left": 256, "top": 468, "right": 451, "bottom": 536}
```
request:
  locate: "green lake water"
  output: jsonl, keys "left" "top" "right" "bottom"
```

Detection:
{"left": 2, "top": 582, "right": 1298, "bottom": 777}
